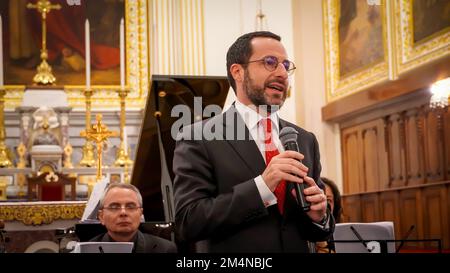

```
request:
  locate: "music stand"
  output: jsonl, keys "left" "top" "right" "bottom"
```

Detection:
{"left": 72, "top": 242, "right": 134, "bottom": 253}
{"left": 333, "top": 222, "right": 396, "bottom": 253}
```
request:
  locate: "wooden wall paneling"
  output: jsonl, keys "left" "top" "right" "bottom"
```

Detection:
{"left": 423, "top": 107, "right": 445, "bottom": 183}
{"left": 448, "top": 184, "right": 450, "bottom": 249}
{"left": 341, "top": 195, "right": 361, "bottom": 223}
{"left": 399, "top": 189, "right": 423, "bottom": 248}
{"left": 360, "top": 193, "right": 380, "bottom": 223}
{"left": 379, "top": 191, "right": 401, "bottom": 240}
{"left": 386, "top": 113, "right": 407, "bottom": 188}
{"left": 334, "top": 84, "right": 450, "bottom": 251}
{"left": 342, "top": 128, "right": 363, "bottom": 194}
{"left": 361, "top": 119, "right": 388, "bottom": 191}
{"left": 362, "top": 128, "right": 378, "bottom": 191}
{"left": 404, "top": 108, "right": 425, "bottom": 186}
{"left": 341, "top": 119, "right": 389, "bottom": 194}
{"left": 444, "top": 108, "right": 450, "bottom": 180}
{"left": 421, "top": 186, "right": 449, "bottom": 249}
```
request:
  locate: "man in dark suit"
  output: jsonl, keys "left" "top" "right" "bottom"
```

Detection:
{"left": 90, "top": 183, "right": 177, "bottom": 253}
{"left": 173, "top": 31, "right": 334, "bottom": 252}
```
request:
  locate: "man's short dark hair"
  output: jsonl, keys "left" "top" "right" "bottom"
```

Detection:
{"left": 226, "top": 31, "right": 281, "bottom": 93}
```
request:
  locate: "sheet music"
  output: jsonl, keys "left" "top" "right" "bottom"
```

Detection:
{"left": 333, "top": 221, "right": 396, "bottom": 253}
{"left": 81, "top": 177, "right": 109, "bottom": 221}
{"left": 72, "top": 242, "right": 134, "bottom": 253}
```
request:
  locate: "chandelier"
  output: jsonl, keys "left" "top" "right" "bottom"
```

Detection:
{"left": 429, "top": 77, "right": 450, "bottom": 109}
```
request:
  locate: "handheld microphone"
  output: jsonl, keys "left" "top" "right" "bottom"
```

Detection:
{"left": 279, "top": 127, "right": 310, "bottom": 212}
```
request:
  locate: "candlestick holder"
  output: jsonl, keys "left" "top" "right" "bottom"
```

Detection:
{"left": 16, "top": 142, "right": 27, "bottom": 197}
{"left": 27, "top": 0, "right": 61, "bottom": 85}
{"left": 63, "top": 143, "right": 74, "bottom": 168}
{"left": 0, "top": 89, "right": 12, "bottom": 168}
{"left": 79, "top": 89, "right": 96, "bottom": 167}
{"left": 114, "top": 88, "right": 133, "bottom": 167}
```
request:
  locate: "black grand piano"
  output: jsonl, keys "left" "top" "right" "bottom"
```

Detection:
{"left": 132, "top": 75, "right": 230, "bottom": 222}
{"left": 75, "top": 75, "right": 229, "bottom": 244}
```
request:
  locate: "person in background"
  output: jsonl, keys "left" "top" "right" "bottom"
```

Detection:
{"left": 89, "top": 183, "right": 177, "bottom": 253}
{"left": 316, "top": 177, "right": 343, "bottom": 253}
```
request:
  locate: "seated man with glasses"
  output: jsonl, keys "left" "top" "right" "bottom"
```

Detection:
{"left": 89, "top": 183, "right": 177, "bottom": 253}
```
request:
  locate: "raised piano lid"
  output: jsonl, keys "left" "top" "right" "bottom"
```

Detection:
{"left": 131, "top": 75, "right": 230, "bottom": 222}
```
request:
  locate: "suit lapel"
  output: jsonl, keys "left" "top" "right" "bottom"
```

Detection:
{"left": 278, "top": 118, "right": 287, "bottom": 133}
{"left": 221, "top": 106, "right": 266, "bottom": 177}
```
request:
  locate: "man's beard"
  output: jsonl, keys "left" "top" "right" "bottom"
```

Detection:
{"left": 243, "top": 70, "right": 286, "bottom": 113}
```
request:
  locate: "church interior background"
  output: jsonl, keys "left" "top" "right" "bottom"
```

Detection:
{"left": 0, "top": 0, "right": 449, "bottom": 253}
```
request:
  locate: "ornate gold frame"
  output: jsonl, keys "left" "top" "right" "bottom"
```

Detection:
{"left": 393, "top": 0, "right": 450, "bottom": 74}
{"left": 0, "top": 202, "right": 85, "bottom": 225}
{"left": 4, "top": 0, "right": 149, "bottom": 110}
{"left": 323, "top": 0, "right": 390, "bottom": 102}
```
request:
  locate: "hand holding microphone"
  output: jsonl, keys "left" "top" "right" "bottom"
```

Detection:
{"left": 261, "top": 127, "right": 311, "bottom": 211}
{"left": 278, "top": 127, "right": 328, "bottom": 222}
{"left": 279, "top": 127, "right": 311, "bottom": 211}
{"left": 261, "top": 127, "right": 327, "bottom": 220}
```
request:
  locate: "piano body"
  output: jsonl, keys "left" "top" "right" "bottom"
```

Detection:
{"left": 131, "top": 75, "right": 230, "bottom": 223}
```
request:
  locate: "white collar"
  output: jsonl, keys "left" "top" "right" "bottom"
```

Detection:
{"left": 234, "top": 100, "right": 280, "bottom": 133}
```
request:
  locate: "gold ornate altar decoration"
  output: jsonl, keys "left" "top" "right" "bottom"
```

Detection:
{"left": 0, "top": 202, "right": 85, "bottom": 225}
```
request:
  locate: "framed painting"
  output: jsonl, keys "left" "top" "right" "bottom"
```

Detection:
{"left": 323, "top": 0, "right": 390, "bottom": 102}
{"left": 1, "top": 0, "right": 149, "bottom": 109}
{"left": 394, "top": 0, "right": 450, "bottom": 74}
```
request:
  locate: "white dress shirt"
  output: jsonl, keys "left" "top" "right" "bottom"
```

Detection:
{"left": 234, "top": 100, "right": 283, "bottom": 208}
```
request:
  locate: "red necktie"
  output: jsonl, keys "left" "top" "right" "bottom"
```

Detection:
{"left": 261, "top": 118, "right": 286, "bottom": 214}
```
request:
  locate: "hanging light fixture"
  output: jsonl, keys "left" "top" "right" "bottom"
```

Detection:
{"left": 429, "top": 77, "right": 450, "bottom": 109}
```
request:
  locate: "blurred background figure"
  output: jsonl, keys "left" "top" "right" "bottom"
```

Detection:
{"left": 316, "top": 177, "right": 342, "bottom": 253}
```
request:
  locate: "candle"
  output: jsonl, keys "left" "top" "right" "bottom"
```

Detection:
{"left": 0, "top": 15, "right": 3, "bottom": 87}
{"left": 120, "top": 18, "right": 125, "bottom": 89}
{"left": 85, "top": 19, "right": 90, "bottom": 89}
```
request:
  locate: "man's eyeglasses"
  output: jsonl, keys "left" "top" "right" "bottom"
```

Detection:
{"left": 102, "top": 204, "right": 142, "bottom": 213}
{"left": 241, "top": 56, "right": 296, "bottom": 75}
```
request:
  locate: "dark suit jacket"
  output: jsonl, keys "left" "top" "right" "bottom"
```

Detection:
{"left": 173, "top": 105, "right": 334, "bottom": 253}
{"left": 89, "top": 230, "right": 177, "bottom": 253}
